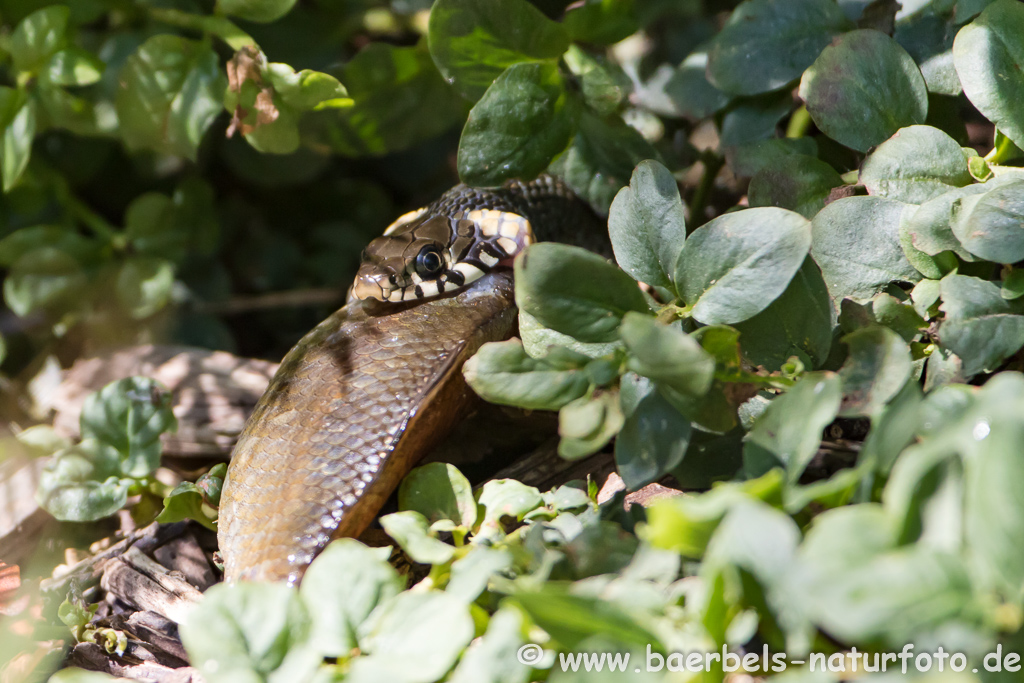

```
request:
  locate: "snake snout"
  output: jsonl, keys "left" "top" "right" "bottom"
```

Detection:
{"left": 353, "top": 263, "right": 396, "bottom": 301}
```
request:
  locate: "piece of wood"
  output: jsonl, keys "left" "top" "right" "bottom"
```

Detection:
{"left": 153, "top": 534, "right": 216, "bottom": 592}
{"left": 68, "top": 643, "right": 203, "bottom": 683}
{"left": 99, "top": 548, "right": 202, "bottom": 624}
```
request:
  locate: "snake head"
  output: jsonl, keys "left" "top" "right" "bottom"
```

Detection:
{"left": 353, "top": 207, "right": 534, "bottom": 302}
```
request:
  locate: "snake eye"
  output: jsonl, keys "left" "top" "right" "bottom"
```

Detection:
{"left": 415, "top": 245, "right": 445, "bottom": 277}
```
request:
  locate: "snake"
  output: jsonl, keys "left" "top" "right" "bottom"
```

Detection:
{"left": 218, "top": 175, "right": 604, "bottom": 584}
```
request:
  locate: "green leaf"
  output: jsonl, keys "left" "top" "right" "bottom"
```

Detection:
{"left": 399, "top": 463, "right": 477, "bottom": 530}
{"left": 811, "top": 196, "right": 921, "bottom": 302}
{"left": 428, "top": 0, "right": 569, "bottom": 101}
{"left": 707, "top": 0, "right": 851, "bottom": 96}
{"left": 3, "top": 246, "right": 86, "bottom": 317}
{"left": 558, "top": 391, "right": 625, "bottom": 460}
{"left": 639, "top": 470, "right": 784, "bottom": 557}
{"left": 457, "top": 61, "right": 576, "bottom": 187}
{"left": 1003, "top": 269, "right": 1024, "bottom": 300}
{"left": 116, "top": 36, "right": 226, "bottom": 160}
{"left": 300, "top": 539, "right": 404, "bottom": 656}
{"left": 115, "top": 257, "right": 175, "bottom": 320}
{"left": 734, "top": 258, "right": 835, "bottom": 371}
{"left": 902, "top": 183, "right": 987, "bottom": 260}
{"left": 518, "top": 310, "right": 622, "bottom": 359}
{"left": 477, "top": 479, "right": 543, "bottom": 530}
{"left": 802, "top": 546, "right": 973, "bottom": 644}
{"left": 448, "top": 608, "right": 529, "bottom": 683}
{"left": 124, "top": 179, "right": 219, "bottom": 262}
{"left": 265, "top": 63, "right": 348, "bottom": 112}
{"left": 463, "top": 340, "right": 591, "bottom": 410}
{"left": 619, "top": 313, "right": 714, "bottom": 397}
{"left": 79, "top": 377, "right": 177, "bottom": 478}
{"left": 859, "top": 125, "right": 973, "bottom": 203}
{"left": 562, "top": 46, "right": 629, "bottom": 117}
{"left": 0, "top": 89, "right": 37, "bottom": 192}
{"left": 9, "top": 5, "right": 69, "bottom": 74}
{"left": 950, "top": 180, "right": 1024, "bottom": 263}
{"left": 379, "top": 510, "right": 456, "bottom": 565}
{"left": 446, "top": 548, "right": 513, "bottom": 603}
{"left": 563, "top": 0, "right": 638, "bottom": 45}
{"left": 616, "top": 387, "right": 692, "bottom": 490}
{"left": 180, "top": 582, "right": 320, "bottom": 683}
{"left": 318, "top": 43, "right": 464, "bottom": 157}
{"left": 513, "top": 588, "right": 659, "bottom": 649}
{"left": 719, "top": 91, "right": 794, "bottom": 148}
{"left": 938, "top": 274, "right": 1024, "bottom": 376}
{"left": 743, "top": 372, "right": 842, "bottom": 482}
{"left": 550, "top": 110, "right": 661, "bottom": 213}
{"left": 608, "top": 160, "right": 686, "bottom": 290}
{"left": 36, "top": 440, "right": 129, "bottom": 522}
{"left": 747, "top": 154, "right": 843, "bottom": 219}
{"left": 726, "top": 137, "right": 818, "bottom": 178}
{"left": 837, "top": 326, "right": 913, "bottom": 417}
{"left": 800, "top": 29, "right": 929, "bottom": 152}
{"left": 216, "top": 0, "right": 296, "bottom": 23}
{"left": 157, "top": 481, "right": 217, "bottom": 531}
{"left": 44, "top": 48, "right": 104, "bottom": 86}
{"left": 663, "top": 48, "right": 733, "bottom": 120}
{"left": 953, "top": 0, "right": 1024, "bottom": 149}
{"left": 353, "top": 592, "right": 474, "bottom": 683}
{"left": 676, "top": 207, "right": 812, "bottom": 325}
{"left": 894, "top": 11, "right": 961, "bottom": 96}
{"left": 515, "top": 243, "right": 649, "bottom": 343}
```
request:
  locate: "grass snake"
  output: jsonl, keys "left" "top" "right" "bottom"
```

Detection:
{"left": 218, "top": 175, "right": 604, "bottom": 583}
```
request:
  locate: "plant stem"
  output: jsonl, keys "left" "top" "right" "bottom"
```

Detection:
{"left": 148, "top": 8, "right": 256, "bottom": 50}
{"left": 785, "top": 104, "right": 812, "bottom": 139}
{"left": 688, "top": 153, "right": 723, "bottom": 230}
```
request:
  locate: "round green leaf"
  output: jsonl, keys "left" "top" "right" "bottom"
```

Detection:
{"left": 181, "top": 582, "right": 320, "bottom": 683}
{"left": 116, "top": 36, "right": 226, "bottom": 160}
{"left": 800, "top": 29, "right": 929, "bottom": 152}
{"left": 663, "top": 49, "right": 733, "bottom": 120}
{"left": 950, "top": 180, "right": 1024, "bottom": 263}
{"left": 463, "top": 339, "right": 591, "bottom": 410}
{"left": 79, "top": 376, "right": 177, "bottom": 478}
{"left": 354, "top": 592, "right": 474, "bottom": 683}
{"left": 9, "top": 5, "right": 69, "bottom": 74}
{"left": 676, "top": 207, "right": 812, "bottom": 325}
{"left": 902, "top": 183, "right": 986, "bottom": 260}
{"left": 860, "top": 125, "right": 973, "bottom": 204}
{"left": 36, "top": 441, "right": 128, "bottom": 522}
{"left": 838, "top": 326, "right": 913, "bottom": 417}
{"left": 300, "top": 539, "right": 405, "bottom": 657}
{"left": 743, "top": 372, "right": 842, "bottom": 482}
{"left": 608, "top": 160, "right": 686, "bottom": 290}
{"left": 379, "top": 510, "right": 456, "bottom": 565}
{"left": 399, "top": 462, "right": 477, "bottom": 530}
{"left": 616, "top": 389, "right": 692, "bottom": 490}
{"left": 562, "top": 0, "right": 638, "bottom": 46}
{"left": 457, "top": 61, "right": 576, "bottom": 187}
{"left": 3, "top": 246, "right": 86, "bottom": 318}
{"left": 619, "top": 313, "right": 714, "bottom": 397}
{"left": 116, "top": 257, "right": 175, "bottom": 320}
{"left": 477, "top": 479, "right": 543, "bottom": 528}
{"left": 747, "top": 154, "right": 843, "bottom": 219}
{"left": 215, "top": 0, "right": 296, "bottom": 23}
{"left": 44, "top": 48, "right": 104, "bottom": 86}
{"left": 707, "top": 0, "right": 851, "bottom": 96}
{"left": 515, "top": 243, "right": 649, "bottom": 343}
{"left": 811, "top": 196, "right": 921, "bottom": 302}
{"left": 558, "top": 392, "right": 625, "bottom": 460}
{"left": 428, "top": 0, "right": 569, "bottom": 101}
{"left": 735, "top": 257, "right": 835, "bottom": 370}
{"left": 0, "top": 89, "right": 37, "bottom": 192}
{"left": 938, "top": 274, "right": 1024, "bottom": 376}
{"left": 953, "top": 0, "right": 1024, "bottom": 149}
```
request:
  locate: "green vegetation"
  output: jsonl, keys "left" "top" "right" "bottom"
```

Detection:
{"left": 6, "top": 0, "right": 1024, "bottom": 680}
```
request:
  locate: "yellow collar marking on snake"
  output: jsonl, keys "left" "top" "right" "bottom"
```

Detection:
{"left": 353, "top": 207, "right": 534, "bottom": 302}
